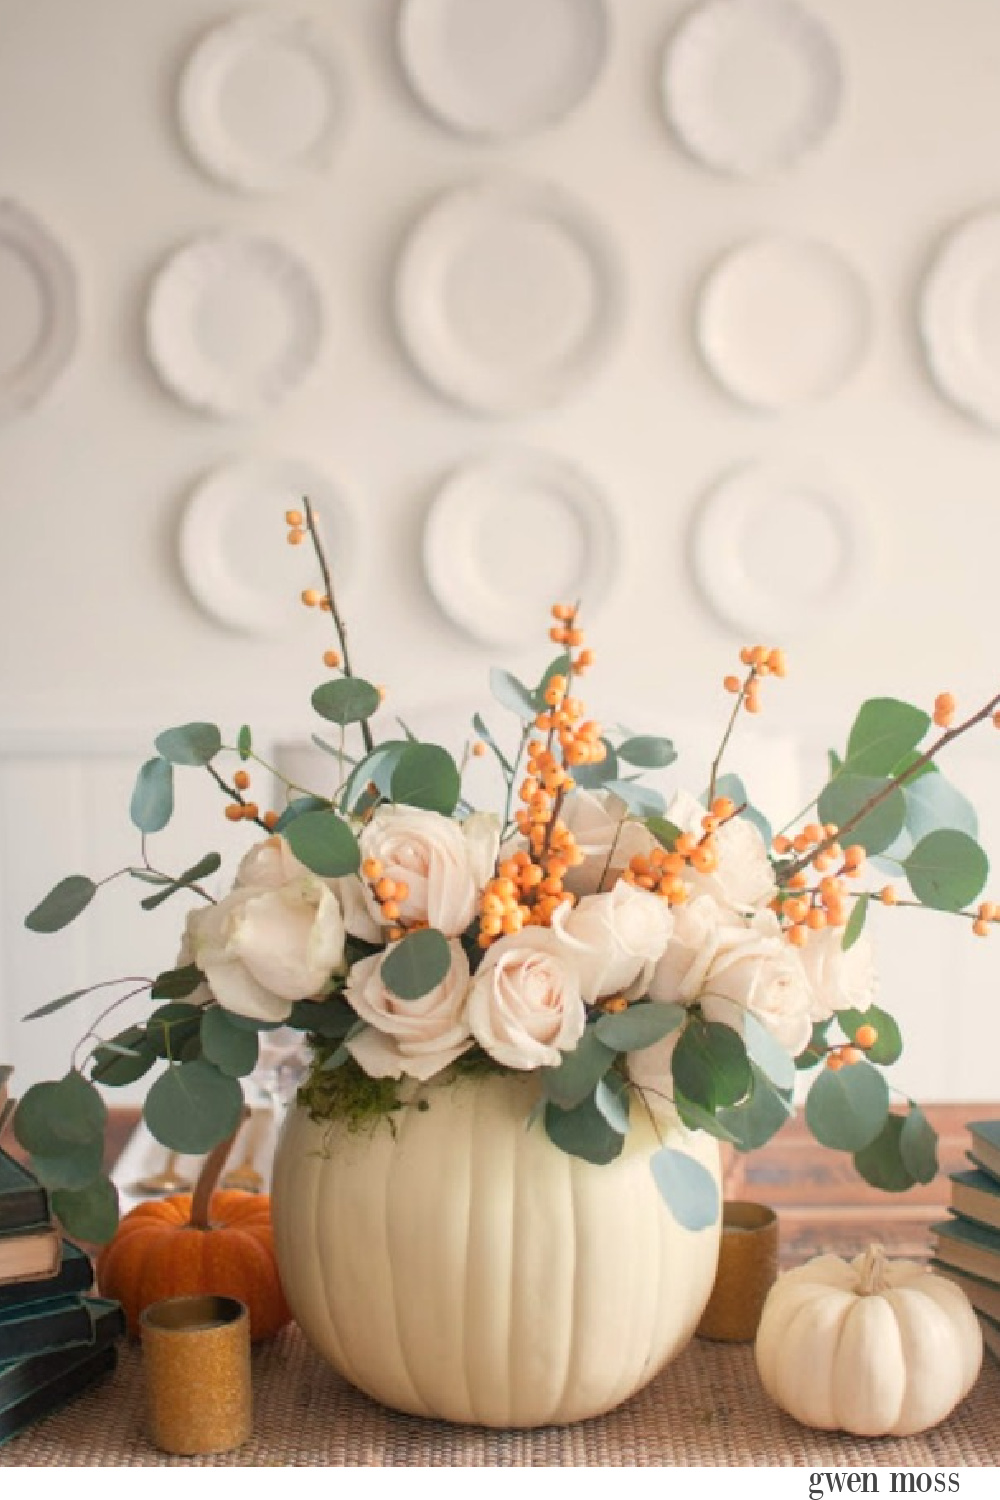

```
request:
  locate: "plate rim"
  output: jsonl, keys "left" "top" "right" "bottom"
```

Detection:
{"left": 689, "top": 460, "right": 867, "bottom": 635}
{"left": 177, "top": 10, "right": 348, "bottom": 193}
{"left": 695, "top": 232, "right": 872, "bottom": 410}
{"left": 397, "top": 0, "right": 609, "bottom": 141}
{"left": 421, "top": 445, "right": 621, "bottom": 645}
{"left": 919, "top": 207, "right": 1000, "bottom": 431}
{"left": 662, "top": 0, "right": 843, "bottom": 177}
{"left": 394, "top": 173, "right": 624, "bottom": 416}
{"left": 146, "top": 230, "right": 325, "bottom": 418}
{"left": 0, "top": 199, "right": 78, "bottom": 418}
{"left": 178, "top": 454, "right": 357, "bottom": 637}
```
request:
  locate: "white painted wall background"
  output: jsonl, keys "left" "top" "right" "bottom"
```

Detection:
{"left": 1, "top": 0, "right": 1000, "bottom": 1103}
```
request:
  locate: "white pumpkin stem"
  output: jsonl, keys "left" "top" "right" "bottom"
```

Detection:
{"left": 189, "top": 1107, "right": 250, "bottom": 1231}
{"left": 857, "top": 1242, "right": 888, "bottom": 1295}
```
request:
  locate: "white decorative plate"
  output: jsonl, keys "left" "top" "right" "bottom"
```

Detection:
{"left": 178, "top": 457, "right": 357, "bottom": 637}
{"left": 919, "top": 208, "right": 1000, "bottom": 431}
{"left": 178, "top": 11, "right": 348, "bottom": 193}
{"left": 398, "top": 0, "right": 607, "bottom": 139}
{"left": 422, "top": 449, "right": 619, "bottom": 645}
{"left": 396, "top": 177, "right": 621, "bottom": 415}
{"left": 662, "top": 0, "right": 842, "bottom": 176}
{"left": 0, "top": 201, "right": 77, "bottom": 419}
{"left": 697, "top": 236, "right": 871, "bottom": 410}
{"left": 146, "top": 233, "right": 324, "bottom": 418}
{"left": 690, "top": 463, "right": 866, "bottom": 636}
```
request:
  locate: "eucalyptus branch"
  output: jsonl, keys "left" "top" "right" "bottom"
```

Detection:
{"left": 501, "top": 723, "right": 533, "bottom": 840}
{"left": 204, "top": 762, "right": 270, "bottom": 833}
{"left": 304, "top": 497, "right": 374, "bottom": 756}
{"left": 138, "top": 835, "right": 216, "bottom": 904}
{"left": 783, "top": 690, "right": 1000, "bottom": 879}
{"left": 72, "top": 982, "right": 154, "bottom": 1071}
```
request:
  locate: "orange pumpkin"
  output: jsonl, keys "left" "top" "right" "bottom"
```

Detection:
{"left": 97, "top": 1129, "right": 292, "bottom": 1342}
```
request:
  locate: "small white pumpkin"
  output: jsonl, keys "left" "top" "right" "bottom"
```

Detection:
{"left": 755, "top": 1243, "right": 983, "bottom": 1436}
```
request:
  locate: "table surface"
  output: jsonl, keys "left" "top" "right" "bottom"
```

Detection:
{"left": 0, "top": 1103, "right": 997, "bottom": 1467}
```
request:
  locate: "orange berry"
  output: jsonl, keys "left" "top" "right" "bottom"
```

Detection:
{"left": 362, "top": 858, "right": 383, "bottom": 882}
{"left": 285, "top": 509, "right": 304, "bottom": 527}
{"left": 381, "top": 900, "right": 401, "bottom": 922}
{"left": 993, "top": 710, "right": 1000, "bottom": 730}
{"left": 786, "top": 924, "right": 808, "bottom": 948}
{"left": 843, "top": 845, "right": 866, "bottom": 871}
{"left": 854, "top": 1024, "right": 878, "bottom": 1050}
{"left": 262, "top": 810, "right": 279, "bottom": 830}
{"left": 933, "top": 692, "right": 956, "bottom": 728}
{"left": 550, "top": 627, "right": 567, "bottom": 644}
{"left": 723, "top": 675, "right": 741, "bottom": 694}
{"left": 767, "top": 648, "right": 787, "bottom": 678}
{"left": 841, "top": 1046, "right": 863, "bottom": 1066}
{"left": 233, "top": 769, "right": 250, "bottom": 790}
{"left": 224, "top": 803, "right": 243, "bottom": 821}
{"left": 744, "top": 684, "right": 761, "bottom": 714}
{"left": 880, "top": 885, "right": 898, "bottom": 906}
{"left": 826, "top": 1052, "right": 844, "bottom": 1072}
{"left": 973, "top": 918, "right": 990, "bottom": 937}
{"left": 286, "top": 528, "right": 305, "bottom": 545}
{"left": 772, "top": 834, "right": 792, "bottom": 854}
{"left": 978, "top": 900, "right": 997, "bottom": 921}
{"left": 319, "top": 597, "right": 332, "bottom": 611}
{"left": 471, "top": 741, "right": 486, "bottom": 757}
{"left": 551, "top": 603, "right": 574, "bottom": 622}
{"left": 711, "top": 796, "right": 736, "bottom": 820}
{"left": 323, "top": 649, "right": 341, "bottom": 669}
{"left": 806, "top": 907, "right": 827, "bottom": 931}
{"left": 375, "top": 878, "right": 396, "bottom": 903}
{"left": 739, "top": 647, "right": 755, "bottom": 666}
{"left": 301, "top": 588, "right": 322, "bottom": 607}
{"left": 242, "top": 803, "right": 259, "bottom": 820}
{"left": 803, "top": 823, "right": 823, "bottom": 844}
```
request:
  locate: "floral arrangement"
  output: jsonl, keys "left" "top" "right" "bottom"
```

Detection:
{"left": 10, "top": 503, "right": 1000, "bottom": 1244}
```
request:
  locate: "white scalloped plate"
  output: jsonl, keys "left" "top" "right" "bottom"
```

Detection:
{"left": 662, "top": 0, "right": 842, "bottom": 176}
{"left": 147, "top": 234, "right": 324, "bottom": 417}
{"left": 690, "top": 463, "right": 867, "bottom": 635}
{"left": 178, "top": 11, "right": 348, "bottom": 193}
{"left": 920, "top": 208, "right": 1000, "bottom": 431}
{"left": 179, "top": 458, "right": 357, "bottom": 637}
{"left": 396, "top": 177, "right": 622, "bottom": 415}
{"left": 697, "top": 236, "right": 871, "bottom": 410}
{"left": 398, "top": 0, "right": 607, "bottom": 139}
{"left": 422, "top": 449, "right": 619, "bottom": 644}
{"left": 0, "top": 201, "right": 78, "bottom": 419}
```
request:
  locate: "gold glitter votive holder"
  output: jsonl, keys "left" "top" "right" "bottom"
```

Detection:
{"left": 140, "top": 1295, "right": 252, "bottom": 1455}
{"left": 696, "top": 1200, "right": 779, "bottom": 1343}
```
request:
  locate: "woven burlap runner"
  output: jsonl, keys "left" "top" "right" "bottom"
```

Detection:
{"left": 1, "top": 1324, "right": 996, "bottom": 1468}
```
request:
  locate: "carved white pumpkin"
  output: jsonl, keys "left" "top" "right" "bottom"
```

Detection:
{"left": 271, "top": 1071, "right": 722, "bottom": 1426}
{"left": 755, "top": 1244, "right": 983, "bottom": 1436}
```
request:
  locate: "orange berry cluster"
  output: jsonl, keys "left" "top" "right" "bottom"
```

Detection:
{"left": 771, "top": 825, "right": 866, "bottom": 946}
{"left": 222, "top": 768, "right": 279, "bottom": 829}
{"left": 972, "top": 899, "right": 999, "bottom": 938}
{"left": 549, "top": 603, "right": 594, "bottom": 675}
{"left": 621, "top": 795, "right": 738, "bottom": 907}
{"left": 362, "top": 857, "right": 412, "bottom": 941}
{"left": 723, "top": 645, "right": 787, "bottom": 714}
{"left": 827, "top": 1022, "right": 879, "bottom": 1071}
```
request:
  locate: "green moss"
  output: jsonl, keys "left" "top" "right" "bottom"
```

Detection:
{"left": 297, "top": 1042, "right": 507, "bottom": 1135}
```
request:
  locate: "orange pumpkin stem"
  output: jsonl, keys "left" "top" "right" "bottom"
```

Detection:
{"left": 189, "top": 1107, "right": 249, "bottom": 1231}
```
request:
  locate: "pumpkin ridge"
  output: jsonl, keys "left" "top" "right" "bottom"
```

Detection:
{"left": 552, "top": 1155, "right": 581, "bottom": 1426}
{"left": 311, "top": 1133, "right": 369, "bottom": 1399}
{"left": 381, "top": 1087, "right": 438, "bottom": 1417}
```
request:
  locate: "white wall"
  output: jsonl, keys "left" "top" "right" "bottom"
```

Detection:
{"left": 2, "top": 0, "right": 1000, "bottom": 1100}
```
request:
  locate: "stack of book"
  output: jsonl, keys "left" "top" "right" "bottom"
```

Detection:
{"left": 0, "top": 1074, "right": 125, "bottom": 1447}
{"left": 930, "top": 1118, "right": 1000, "bottom": 1363}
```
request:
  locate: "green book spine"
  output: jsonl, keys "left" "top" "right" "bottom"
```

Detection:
{"left": 0, "top": 1239, "right": 92, "bottom": 1313}
{"left": 0, "top": 1343, "right": 117, "bottom": 1448}
{"left": 0, "top": 1299, "right": 124, "bottom": 1413}
{"left": 0, "top": 1294, "right": 98, "bottom": 1367}
{"left": 0, "top": 1148, "right": 49, "bottom": 1234}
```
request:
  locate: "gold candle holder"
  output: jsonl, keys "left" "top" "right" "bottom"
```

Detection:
{"left": 696, "top": 1200, "right": 779, "bottom": 1343}
{"left": 140, "top": 1295, "right": 252, "bottom": 1456}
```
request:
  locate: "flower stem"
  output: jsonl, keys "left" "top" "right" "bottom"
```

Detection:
{"left": 708, "top": 668, "right": 757, "bottom": 804}
{"left": 304, "top": 497, "right": 374, "bottom": 757}
{"left": 189, "top": 1109, "right": 249, "bottom": 1229}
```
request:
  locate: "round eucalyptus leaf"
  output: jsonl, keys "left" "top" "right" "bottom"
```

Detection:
{"left": 903, "top": 829, "right": 989, "bottom": 912}
{"left": 804, "top": 1061, "right": 889, "bottom": 1152}
{"left": 853, "top": 1114, "right": 916, "bottom": 1193}
{"left": 594, "top": 1002, "right": 684, "bottom": 1053}
{"left": 617, "top": 735, "right": 677, "bottom": 770}
{"left": 650, "top": 1147, "right": 719, "bottom": 1231}
{"left": 380, "top": 928, "right": 451, "bottom": 1000}
{"left": 52, "top": 1175, "right": 120, "bottom": 1245}
{"left": 817, "top": 774, "right": 906, "bottom": 857}
{"left": 843, "top": 698, "right": 930, "bottom": 777}
{"left": 201, "top": 1007, "right": 260, "bottom": 1078}
{"left": 311, "top": 678, "right": 381, "bottom": 726}
{"left": 154, "top": 722, "right": 222, "bottom": 766}
{"left": 594, "top": 1073, "right": 630, "bottom": 1135}
{"left": 130, "top": 756, "right": 174, "bottom": 834}
{"left": 836, "top": 1003, "right": 902, "bottom": 1067}
{"left": 283, "top": 809, "right": 360, "bottom": 877}
{"left": 544, "top": 1095, "right": 625, "bottom": 1166}
{"left": 91, "top": 1027, "right": 158, "bottom": 1088}
{"left": 900, "top": 1102, "right": 939, "bottom": 1184}
{"left": 14, "top": 1072, "right": 106, "bottom": 1157}
{"left": 542, "top": 1028, "right": 615, "bottom": 1109}
{"left": 25, "top": 875, "right": 97, "bottom": 934}
{"left": 30, "top": 1138, "right": 105, "bottom": 1191}
{"left": 143, "top": 1060, "right": 243, "bottom": 1154}
{"left": 672, "top": 1020, "right": 751, "bottom": 1112}
{"left": 390, "top": 744, "right": 461, "bottom": 815}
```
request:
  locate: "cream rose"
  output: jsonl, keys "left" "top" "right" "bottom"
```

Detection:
{"left": 558, "top": 789, "right": 658, "bottom": 896}
{"left": 797, "top": 927, "right": 877, "bottom": 1022}
{"left": 185, "top": 875, "right": 346, "bottom": 1024}
{"left": 666, "top": 789, "right": 776, "bottom": 912}
{"left": 345, "top": 939, "right": 472, "bottom": 1082}
{"left": 468, "top": 928, "right": 586, "bottom": 1069}
{"left": 235, "top": 832, "right": 384, "bottom": 944}
{"left": 698, "top": 910, "right": 814, "bottom": 1056}
{"left": 550, "top": 882, "right": 673, "bottom": 1003}
{"left": 357, "top": 806, "right": 499, "bottom": 938}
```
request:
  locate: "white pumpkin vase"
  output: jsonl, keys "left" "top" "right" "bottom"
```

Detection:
{"left": 271, "top": 1071, "right": 722, "bottom": 1426}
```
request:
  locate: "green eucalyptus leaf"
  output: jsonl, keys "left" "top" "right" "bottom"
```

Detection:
{"left": 900, "top": 1102, "right": 939, "bottom": 1184}
{"left": 273, "top": 796, "right": 333, "bottom": 834}
{"left": 602, "top": 780, "right": 666, "bottom": 817}
{"left": 390, "top": 743, "right": 461, "bottom": 815}
{"left": 14, "top": 1072, "right": 106, "bottom": 1158}
{"left": 154, "top": 722, "right": 222, "bottom": 766}
{"left": 91, "top": 1026, "right": 157, "bottom": 1088}
{"left": 853, "top": 1114, "right": 916, "bottom": 1193}
{"left": 287, "top": 997, "right": 357, "bottom": 1038}
{"left": 804, "top": 1061, "right": 889, "bottom": 1152}
{"left": 672, "top": 1020, "right": 751, "bottom": 1112}
{"left": 817, "top": 774, "right": 906, "bottom": 857}
{"left": 237, "top": 724, "right": 252, "bottom": 759}
{"left": 617, "top": 736, "right": 677, "bottom": 770}
{"left": 903, "top": 829, "right": 989, "bottom": 912}
{"left": 843, "top": 699, "right": 930, "bottom": 777}
{"left": 646, "top": 817, "right": 682, "bottom": 851}
{"left": 594, "top": 1002, "right": 685, "bottom": 1053}
{"left": 841, "top": 893, "right": 869, "bottom": 952}
{"left": 22, "top": 987, "right": 93, "bottom": 1022}
{"left": 544, "top": 1094, "right": 625, "bottom": 1166}
{"left": 143, "top": 1060, "right": 243, "bottom": 1154}
{"left": 594, "top": 1072, "right": 630, "bottom": 1135}
{"left": 151, "top": 964, "right": 204, "bottom": 1001}
{"left": 130, "top": 757, "right": 174, "bottom": 834}
{"left": 311, "top": 678, "right": 381, "bottom": 726}
{"left": 716, "top": 1065, "right": 794, "bottom": 1152}
{"left": 650, "top": 1148, "right": 719, "bottom": 1231}
{"left": 489, "top": 668, "right": 537, "bottom": 721}
{"left": 569, "top": 741, "right": 619, "bottom": 790}
{"left": 706, "top": 774, "right": 772, "bottom": 844}
{"left": 674, "top": 1091, "right": 742, "bottom": 1143}
{"left": 836, "top": 1003, "right": 902, "bottom": 1067}
{"left": 381, "top": 928, "right": 451, "bottom": 1000}
{"left": 25, "top": 876, "right": 97, "bottom": 935}
{"left": 532, "top": 654, "right": 572, "bottom": 710}
{"left": 200, "top": 1008, "right": 260, "bottom": 1078}
{"left": 340, "top": 741, "right": 408, "bottom": 815}
{"left": 52, "top": 1175, "right": 119, "bottom": 1245}
{"left": 796, "top": 1019, "right": 832, "bottom": 1070}
{"left": 542, "top": 1029, "right": 615, "bottom": 1109}
{"left": 147, "top": 1003, "right": 203, "bottom": 1060}
{"left": 740, "top": 1011, "right": 796, "bottom": 1093}
{"left": 30, "top": 1138, "right": 105, "bottom": 1191}
{"left": 283, "top": 810, "right": 361, "bottom": 877}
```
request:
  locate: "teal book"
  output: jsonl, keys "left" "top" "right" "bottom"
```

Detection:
{"left": 0, "top": 1293, "right": 111, "bottom": 1367}
{"left": 0, "top": 1239, "right": 92, "bottom": 1313}
{"left": 966, "top": 1119, "right": 1000, "bottom": 1186}
{"left": 949, "top": 1168, "right": 1000, "bottom": 1233}
{"left": 0, "top": 1343, "right": 117, "bottom": 1448}
{"left": 0, "top": 1146, "right": 48, "bottom": 1234}
{"left": 930, "top": 1214, "right": 1000, "bottom": 1284}
{"left": 0, "top": 1298, "right": 124, "bottom": 1415}
{"left": 931, "top": 1259, "right": 1000, "bottom": 1324}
